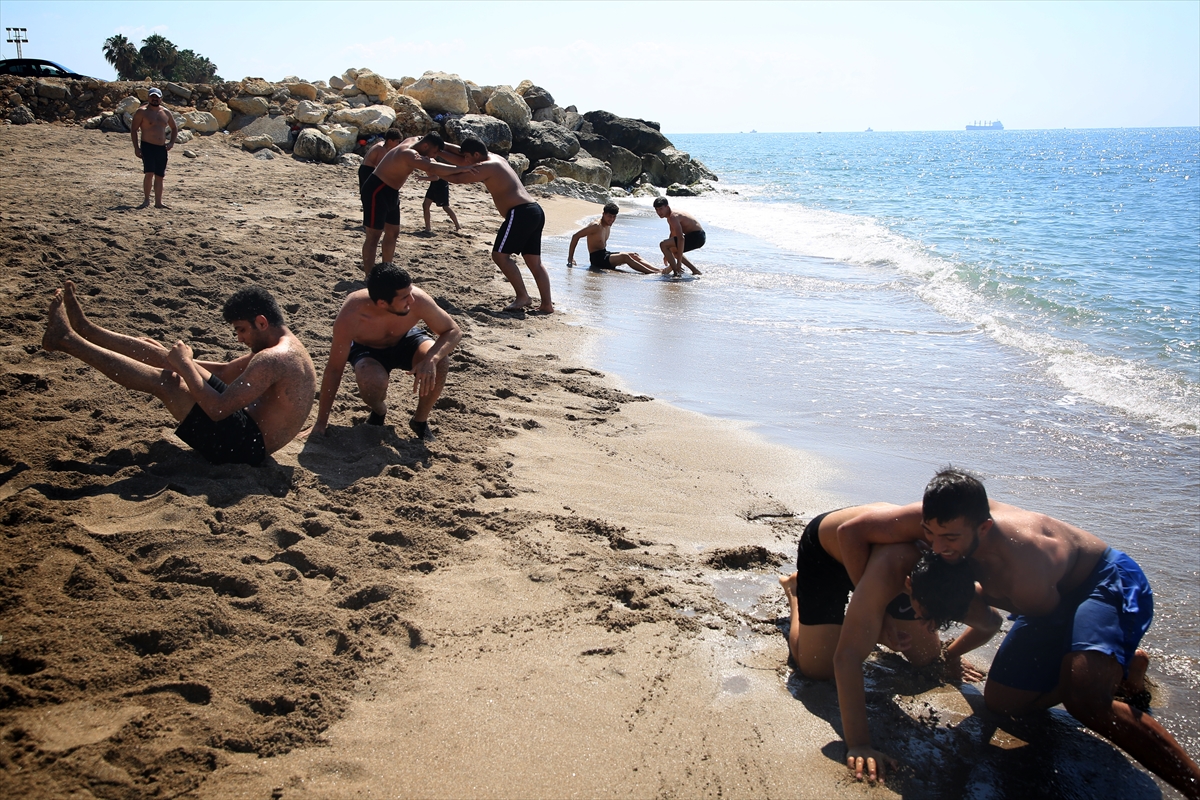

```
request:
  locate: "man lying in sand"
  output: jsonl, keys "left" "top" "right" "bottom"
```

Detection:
{"left": 130, "top": 87, "right": 178, "bottom": 210}
{"left": 308, "top": 262, "right": 461, "bottom": 441}
{"left": 42, "top": 282, "right": 316, "bottom": 466}
{"left": 361, "top": 132, "right": 472, "bottom": 276}
{"left": 436, "top": 138, "right": 553, "bottom": 313}
{"left": 652, "top": 197, "right": 704, "bottom": 277}
{"left": 567, "top": 202, "right": 660, "bottom": 274}
{"left": 781, "top": 504, "right": 1000, "bottom": 785}
{"left": 840, "top": 467, "right": 1200, "bottom": 798}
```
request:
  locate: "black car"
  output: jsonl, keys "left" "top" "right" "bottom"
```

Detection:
{"left": 0, "top": 59, "right": 92, "bottom": 79}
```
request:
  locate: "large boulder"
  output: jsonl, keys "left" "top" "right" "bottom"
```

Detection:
{"left": 507, "top": 152, "right": 530, "bottom": 176}
{"left": 468, "top": 83, "right": 495, "bottom": 112}
{"left": 641, "top": 152, "right": 668, "bottom": 186}
{"left": 328, "top": 75, "right": 347, "bottom": 90}
{"left": 484, "top": 85, "right": 531, "bottom": 134}
{"left": 242, "top": 135, "right": 276, "bottom": 152}
{"left": 330, "top": 104, "right": 396, "bottom": 134}
{"left": 322, "top": 125, "right": 358, "bottom": 155}
{"left": 8, "top": 105, "right": 34, "bottom": 125}
{"left": 583, "top": 110, "right": 671, "bottom": 155}
{"left": 287, "top": 82, "right": 318, "bottom": 101}
{"left": 444, "top": 114, "right": 511, "bottom": 155}
{"left": 182, "top": 111, "right": 220, "bottom": 133}
{"left": 241, "top": 78, "right": 275, "bottom": 97}
{"left": 235, "top": 114, "right": 292, "bottom": 148}
{"left": 576, "top": 131, "right": 611, "bottom": 160}
{"left": 114, "top": 96, "right": 141, "bottom": 115}
{"left": 563, "top": 109, "right": 583, "bottom": 131}
{"left": 534, "top": 155, "right": 611, "bottom": 188}
{"left": 531, "top": 177, "right": 610, "bottom": 204}
{"left": 607, "top": 145, "right": 642, "bottom": 185}
{"left": 523, "top": 166, "right": 555, "bottom": 186}
{"left": 35, "top": 80, "right": 69, "bottom": 100}
{"left": 164, "top": 82, "right": 191, "bottom": 101}
{"left": 99, "top": 112, "right": 127, "bottom": 132}
{"left": 389, "top": 94, "right": 435, "bottom": 138}
{"left": 229, "top": 95, "right": 270, "bottom": 117}
{"left": 522, "top": 85, "right": 554, "bottom": 110}
{"left": 293, "top": 129, "right": 337, "bottom": 162}
{"left": 402, "top": 71, "right": 469, "bottom": 114}
{"left": 294, "top": 100, "right": 328, "bottom": 124}
{"left": 512, "top": 120, "right": 579, "bottom": 161}
{"left": 210, "top": 101, "right": 233, "bottom": 129}
{"left": 531, "top": 104, "right": 566, "bottom": 125}
{"left": 659, "top": 147, "right": 693, "bottom": 185}
{"left": 354, "top": 70, "right": 391, "bottom": 98}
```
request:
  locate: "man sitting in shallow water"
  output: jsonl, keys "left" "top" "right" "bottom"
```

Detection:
{"left": 42, "top": 282, "right": 316, "bottom": 466}
{"left": 567, "top": 202, "right": 660, "bottom": 274}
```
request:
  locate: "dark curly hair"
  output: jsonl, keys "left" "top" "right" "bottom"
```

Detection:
{"left": 222, "top": 286, "right": 284, "bottom": 327}
{"left": 923, "top": 466, "right": 991, "bottom": 526}
{"left": 908, "top": 549, "right": 976, "bottom": 630}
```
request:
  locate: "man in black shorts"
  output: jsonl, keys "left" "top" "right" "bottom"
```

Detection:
{"left": 780, "top": 503, "right": 999, "bottom": 784}
{"left": 308, "top": 262, "right": 461, "bottom": 441}
{"left": 129, "top": 87, "right": 178, "bottom": 209}
{"left": 566, "top": 202, "right": 660, "bottom": 274}
{"left": 653, "top": 197, "right": 704, "bottom": 276}
{"left": 418, "top": 173, "right": 460, "bottom": 233}
{"left": 42, "top": 281, "right": 317, "bottom": 465}
{"left": 359, "top": 129, "right": 402, "bottom": 190}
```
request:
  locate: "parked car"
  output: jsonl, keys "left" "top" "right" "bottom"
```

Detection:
{"left": 0, "top": 59, "right": 92, "bottom": 79}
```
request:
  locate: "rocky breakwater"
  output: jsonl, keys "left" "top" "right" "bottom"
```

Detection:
{"left": 0, "top": 68, "right": 717, "bottom": 199}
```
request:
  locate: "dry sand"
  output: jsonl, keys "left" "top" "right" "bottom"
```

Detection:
{"left": 0, "top": 124, "right": 1174, "bottom": 799}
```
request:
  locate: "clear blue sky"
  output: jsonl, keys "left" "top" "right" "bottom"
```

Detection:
{"left": 1, "top": 1, "right": 1196, "bottom": 133}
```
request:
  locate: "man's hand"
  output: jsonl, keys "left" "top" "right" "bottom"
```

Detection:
{"left": 165, "top": 340, "right": 194, "bottom": 371}
{"left": 134, "top": 147, "right": 142, "bottom": 159}
{"left": 846, "top": 745, "right": 894, "bottom": 784}
{"left": 298, "top": 423, "right": 327, "bottom": 440}
{"left": 411, "top": 358, "right": 438, "bottom": 396}
{"left": 944, "top": 653, "right": 986, "bottom": 684}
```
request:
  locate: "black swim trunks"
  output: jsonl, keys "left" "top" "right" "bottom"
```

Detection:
{"left": 141, "top": 142, "right": 168, "bottom": 177}
{"left": 347, "top": 328, "right": 434, "bottom": 373}
{"left": 174, "top": 374, "right": 267, "bottom": 466}
{"left": 682, "top": 230, "right": 706, "bottom": 252}
{"left": 493, "top": 202, "right": 544, "bottom": 255}
{"left": 795, "top": 512, "right": 916, "bottom": 626}
{"left": 358, "top": 162, "right": 375, "bottom": 190}
{"left": 424, "top": 178, "right": 450, "bottom": 208}
{"left": 361, "top": 173, "right": 400, "bottom": 229}
{"left": 588, "top": 249, "right": 615, "bottom": 270}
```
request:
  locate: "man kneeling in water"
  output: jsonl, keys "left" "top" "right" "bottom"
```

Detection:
{"left": 567, "top": 202, "right": 660, "bottom": 274}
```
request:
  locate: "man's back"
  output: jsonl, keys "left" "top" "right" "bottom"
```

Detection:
{"left": 476, "top": 154, "right": 536, "bottom": 215}
{"left": 243, "top": 330, "right": 316, "bottom": 452}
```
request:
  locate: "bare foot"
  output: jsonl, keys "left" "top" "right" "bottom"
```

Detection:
{"left": 535, "top": 304, "right": 554, "bottom": 314}
{"left": 779, "top": 572, "right": 798, "bottom": 597}
{"left": 136, "top": 198, "right": 150, "bottom": 209}
{"left": 42, "top": 290, "right": 73, "bottom": 352}
{"left": 155, "top": 203, "right": 170, "bottom": 209}
{"left": 503, "top": 299, "right": 533, "bottom": 313}
{"left": 1120, "top": 648, "right": 1150, "bottom": 694}
{"left": 61, "top": 280, "right": 91, "bottom": 335}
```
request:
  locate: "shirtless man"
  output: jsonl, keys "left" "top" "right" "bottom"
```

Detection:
{"left": 359, "top": 129, "right": 402, "bottom": 190}
{"left": 567, "top": 203, "right": 660, "bottom": 274}
{"left": 781, "top": 504, "right": 1000, "bottom": 786}
{"left": 839, "top": 467, "right": 1200, "bottom": 798}
{"left": 130, "top": 88, "right": 178, "bottom": 209}
{"left": 41, "top": 282, "right": 316, "bottom": 466}
{"left": 360, "top": 132, "right": 470, "bottom": 276}
{"left": 309, "top": 262, "right": 461, "bottom": 441}
{"left": 439, "top": 138, "right": 553, "bottom": 313}
{"left": 652, "top": 197, "right": 704, "bottom": 276}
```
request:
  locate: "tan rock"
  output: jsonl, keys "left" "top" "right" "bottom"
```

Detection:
{"left": 228, "top": 96, "right": 270, "bottom": 117}
{"left": 523, "top": 165, "right": 556, "bottom": 185}
{"left": 484, "top": 85, "right": 531, "bottom": 134}
{"left": 293, "top": 100, "right": 327, "bottom": 124}
{"left": 389, "top": 94, "right": 435, "bottom": 138}
{"left": 330, "top": 104, "right": 396, "bottom": 135}
{"left": 402, "top": 71, "right": 469, "bottom": 114}
{"left": 242, "top": 135, "right": 275, "bottom": 152}
{"left": 287, "top": 82, "right": 318, "bottom": 101}
{"left": 515, "top": 79, "right": 535, "bottom": 96}
{"left": 182, "top": 111, "right": 219, "bottom": 133}
{"left": 354, "top": 70, "right": 390, "bottom": 98}
{"left": 241, "top": 78, "right": 274, "bottom": 97}
{"left": 210, "top": 101, "right": 232, "bottom": 128}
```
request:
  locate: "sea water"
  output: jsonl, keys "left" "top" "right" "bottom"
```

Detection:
{"left": 543, "top": 128, "right": 1199, "bottom": 749}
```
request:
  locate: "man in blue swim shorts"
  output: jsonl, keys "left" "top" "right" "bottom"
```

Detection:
{"left": 839, "top": 467, "right": 1200, "bottom": 797}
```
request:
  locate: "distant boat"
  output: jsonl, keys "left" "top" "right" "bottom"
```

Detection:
{"left": 966, "top": 120, "right": 1004, "bottom": 130}
{"left": 865, "top": 127, "right": 874, "bottom": 132}
{"left": 750, "top": 129, "right": 757, "bottom": 133}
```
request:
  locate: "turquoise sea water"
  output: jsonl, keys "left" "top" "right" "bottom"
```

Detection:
{"left": 543, "top": 128, "right": 1200, "bottom": 751}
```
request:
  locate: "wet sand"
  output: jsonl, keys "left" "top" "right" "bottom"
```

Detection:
{"left": 0, "top": 124, "right": 1178, "bottom": 799}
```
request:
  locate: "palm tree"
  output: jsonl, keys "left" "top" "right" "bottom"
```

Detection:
{"left": 138, "top": 34, "right": 178, "bottom": 79}
{"left": 101, "top": 34, "right": 138, "bottom": 80}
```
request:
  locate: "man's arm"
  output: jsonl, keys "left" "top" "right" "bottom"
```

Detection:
{"left": 165, "top": 110, "right": 178, "bottom": 150}
{"left": 167, "top": 343, "right": 280, "bottom": 420}
{"left": 309, "top": 310, "right": 356, "bottom": 435}
{"left": 194, "top": 353, "right": 253, "bottom": 384}
{"left": 433, "top": 143, "right": 472, "bottom": 167}
{"left": 411, "top": 292, "right": 462, "bottom": 397}
{"left": 836, "top": 502, "right": 925, "bottom": 586}
{"left": 568, "top": 224, "right": 598, "bottom": 266}
{"left": 943, "top": 591, "right": 1003, "bottom": 683}
{"left": 408, "top": 152, "right": 471, "bottom": 179}
{"left": 130, "top": 110, "right": 143, "bottom": 155}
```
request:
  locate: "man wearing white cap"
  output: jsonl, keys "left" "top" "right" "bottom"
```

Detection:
{"left": 130, "top": 88, "right": 178, "bottom": 209}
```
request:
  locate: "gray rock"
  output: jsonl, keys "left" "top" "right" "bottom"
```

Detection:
{"left": 484, "top": 86, "right": 531, "bottom": 134}
{"left": 641, "top": 152, "right": 668, "bottom": 186}
{"left": 293, "top": 128, "right": 338, "bottom": 162}
{"left": 583, "top": 110, "right": 671, "bottom": 156}
{"left": 563, "top": 110, "right": 583, "bottom": 131}
{"left": 182, "top": 111, "right": 220, "bottom": 133}
{"left": 339, "top": 153, "right": 364, "bottom": 168}
{"left": 243, "top": 135, "right": 276, "bottom": 152}
{"left": 229, "top": 96, "right": 270, "bottom": 117}
{"left": 532, "top": 104, "right": 567, "bottom": 126}
{"left": 523, "top": 165, "right": 556, "bottom": 186}
{"left": 328, "top": 75, "right": 348, "bottom": 90}
{"left": 99, "top": 112, "right": 127, "bottom": 132}
{"left": 330, "top": 104, "right": 396, "bottom": 135}
{"left": 507, "top": 152, "right": 530, "bottom": 175}
{"left": 254, "top": 149, "right": 276, "bottom": 160}
{"left": 233, "top": 114, "right": 292, "bottom": 148}
{"left": 692, "top": 158, "right": 718, "bottom": 182}
{"left": 666, "top": 183, "right": 701, "bottom": 197}
{"left": 82, "top": 114, "right": 104, "bottom": 130}
{"left": 164, "top": 82, "right": 192, "bottom": 100}
{"left": 530, "top": 177, "right": 610, "bottom": 204}
{"left": 659, "top": 147, "right": 694, "bottom": 186}
{"left": 607, "top": 145, "right": 642, "bottom": 185}
{"left": 512, "top": 120, "right": 579, "bottom": 161}
{"left": 402, "top": 71, "right": 470, "bottom": 114}
{"left": 35, "top": 80, "right": 68, "bottom": 100}
{"left": 242, "top": 78, "right": 275, "bottom": 96}
{"left": 294, "top": 100, "right": 327, "bottom": 124}
{"left": 576, "top": 131, "right": 611, "bottom": 160}
{"left": 534, "top": 155, "right": 611, "bottom": 188}
{"left": 389, "top": 94, "right": 435, "bottom": 138}
{"left": 444, "top": 114, "right": 512, "bottom": 155}
{"left": 8, "top": 105, "right": 34, "bottom": 124}
{"left": 183, "top": 149, "right": 198, "bottom": 158}
{"left": 522, "top": 85, "right": 554, "bottom": 110}
{"left": 287, "top": 82, "right": 318, "bottom": 101}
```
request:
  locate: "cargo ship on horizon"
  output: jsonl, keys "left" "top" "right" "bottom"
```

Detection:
{"left": 966, "top": 120, "right": 1004, "bottom": 130}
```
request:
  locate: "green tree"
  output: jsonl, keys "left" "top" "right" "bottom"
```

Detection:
{"left": 170, "top": 49, "right": 220, "bottom": 84}
{"left": 101, "top": 34, "right": 139, "bottom": 80}
{"left": 137, "top": 34, "right": 178, "bottom": 80}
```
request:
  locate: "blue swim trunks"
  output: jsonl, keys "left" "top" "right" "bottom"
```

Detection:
{"left": 989, "top": 547, "right": 1153, "bottom": 693}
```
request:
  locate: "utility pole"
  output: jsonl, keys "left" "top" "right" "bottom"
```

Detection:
{"left": 6, "top": 27, "right": 28, "bottom": 59}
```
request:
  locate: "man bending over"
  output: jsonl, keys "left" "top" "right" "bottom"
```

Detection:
{"left": 653, "top": 197, "right": 704, "bottom": 276}
{"left": 567, "top": 202, "right": 660, "bottom": 274}
{"left": 360, "top": 132, "right": 471, "bottom": 276}
{"left": 840, "top": 467, "right": 1200, "bottom": 798}
{"left": 42, "top": 282, "right": 316, "bottom": 465}
{"left": 309, "top": 262, "right": 461, "bottom": 441}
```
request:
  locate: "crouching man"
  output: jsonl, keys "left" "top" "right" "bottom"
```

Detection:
{"left": 42, "top": 281, "right": 316, "bottom": 465}
{"left": 309, "top": 262, "right": 461, "bottom": 441}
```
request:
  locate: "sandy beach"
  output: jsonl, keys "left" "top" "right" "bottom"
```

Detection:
{"left": 0, "top": 124, "right": 1176, "bottom": 799}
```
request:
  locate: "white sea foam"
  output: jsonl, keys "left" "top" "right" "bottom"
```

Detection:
{"left": 629, "top": 193, "right": 1199, "bottom": 433}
